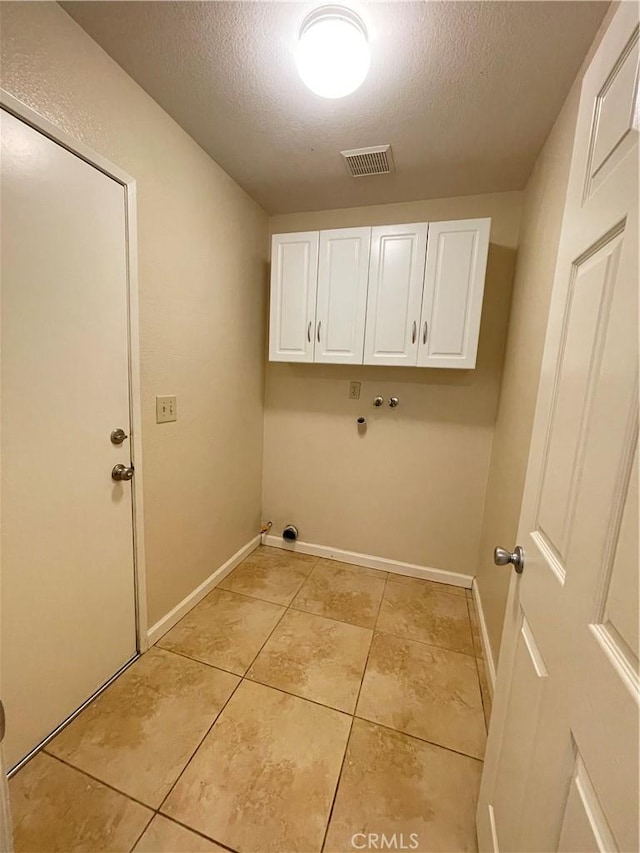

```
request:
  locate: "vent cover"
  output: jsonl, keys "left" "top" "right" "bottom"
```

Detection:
{"left": 341, "top": 145, "right": 394, "bottom": 177}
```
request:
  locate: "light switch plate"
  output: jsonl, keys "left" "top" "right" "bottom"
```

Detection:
{"left": 156, "top": 395, "right": 177, "bottom": 423}
{"left": 349, "top": 381, "right": 361, "bottom": 400}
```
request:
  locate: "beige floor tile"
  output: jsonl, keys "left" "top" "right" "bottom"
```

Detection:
{"left": 476, "top": 657, "right": 493, "bottom": 731}
{"left": 47, "top": 647, "right": 238, "bottom": 808}
{"left": 314, "top": 558, "right": 388, "bottom": 579}
{"left": 324, "top": 719, "right": 481, "bottom": 853}
{"left": 247, "top": 609, "right": 372, "bottom": 712}
{"left": 10, "top": 752, "right": 151, "bottom": 853}
{"left": 162, "top": 680, "right": 351, "bottom": 853}
{"left": 377, "top": 578, "right": 474, "bottom": 654}
{"left": 247, "top": 545, "right": 318, "bottom": 567}
{"left": 292, "top": 561, "right": 386, "bottom": 628}
{"left": 158, "top": 588, "right": 285, "bottom": 674}
{"left": 219, "top": 547, "right": 316, "bottom": 605}
{"left": 357, "top": 633, "right": 486, "bottom": 759}
{"left": 133, "top": 815, "right": 228, "bottom": 852}
{"left": 467, "top": 597, "right": 484, "bottom": 658}
{"left": 388, "top": 574, "right": 467, "bottom": 597}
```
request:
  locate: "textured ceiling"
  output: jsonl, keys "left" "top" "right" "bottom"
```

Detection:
{"left": 62, "top": 1, "right": 608, "bottom": 214}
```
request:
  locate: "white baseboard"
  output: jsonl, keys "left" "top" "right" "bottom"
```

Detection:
{"left": 147, "top": 535, "right": 261, "bottom": 646}
{"left": 262, "top": 535, "right": 473, "bottom": 589}
{"left": 472, "top": 577, "right": 497, "bottom": 692}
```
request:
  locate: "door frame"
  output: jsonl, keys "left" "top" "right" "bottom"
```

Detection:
{"left": 0, "top": 89, "right": 149, "bottom": 654}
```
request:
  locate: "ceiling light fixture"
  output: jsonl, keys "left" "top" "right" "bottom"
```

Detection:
{"left": 295, "top": 5, "right": 370, "bottom": 99}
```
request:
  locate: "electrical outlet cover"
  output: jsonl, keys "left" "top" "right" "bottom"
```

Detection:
{"left": 349, "top": 381, "right": 361, "bottom": 400}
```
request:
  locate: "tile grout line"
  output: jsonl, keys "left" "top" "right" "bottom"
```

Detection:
{"left": 218, "top": 555, "right": 321, "bottom": 609}
{"left": 43, "top": 752, "right": 155, "bottom": 812}
{"left": 320, "top": 572, "right": 390, "bottom": 853}
{"left": 128, "top": 810, "right": 156, "bottom": 853}
{"left": 372, "top": 625, "right": 479, "bottom": 660}
{"left": 351, "top": 714, "right": 485, "bottom": 764}
{"left": 359, "top": 571, "right": 389, "bottom": 708}
{"left": 288, "top": 602, "right": 378, "bottom": 631}
{"left": 154, "top": 670, "right": 245, "bottom": 815}
{"left": 242, "top": 673, "right": 352, "bottom": 716}
{"left": 320, "top": 715, "right": 355, "bottom": 853}
{"left": 158, "top": 645, "right": 246, "bottom": 680}
{"left": 152, "top": 814, "right": 240, "bottom": 853}
{"left": 465, "top": 595, "right": 492, "bottom": 730}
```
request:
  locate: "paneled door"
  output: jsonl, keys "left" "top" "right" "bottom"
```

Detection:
{"left": 315, "top": 227, "right": 371, "bottom": 364}
{"left": 477, "top": 5, "right": 638, "bottom": 851}
{"left": 268, "top": 231, "right": 319, "bottom": 363}
{"left": 363, "top": 223, "right": 427, "bottom": 365}
{"left": 1, "top": 108, "right": 138, "bottom": 770}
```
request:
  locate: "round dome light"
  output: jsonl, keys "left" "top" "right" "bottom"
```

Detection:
{"left": 295, "top": 6, "right": 370, "bottom": 99}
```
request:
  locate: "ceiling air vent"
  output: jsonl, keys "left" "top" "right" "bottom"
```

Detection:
{"left": 341, "top": 145, "right": 394, "bottom": 178}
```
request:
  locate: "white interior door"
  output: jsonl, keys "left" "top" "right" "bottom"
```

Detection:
{"left": 477, "top": 5, "right": 639, "bottom": 851}
{"left": 268, "top": 232, "right": 319, "bottom": 363}
{"left": 363, "top": 223, "right": 427, "bottom": 366}
{"left": 315, "top": 227, "right": 371, "bottom": 364}
{"left": 417, "top": 218, "right": 490, "bottom": 369}
{"left": 1, "top": 108, "right": 138, "bottom": 770}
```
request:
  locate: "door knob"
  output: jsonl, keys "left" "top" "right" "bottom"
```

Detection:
{"left": 112, "top": 463, "right": 134, "bottom": 482}
{"left": 494, "top": 545, "right": 525, "bottom": 574}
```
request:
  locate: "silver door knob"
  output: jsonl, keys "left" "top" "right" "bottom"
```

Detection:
{"left": 494, "top": 545, "right": 524, "bottom": 574}
{"left": 112, "top": 463, "right": 134, "bottom": 482}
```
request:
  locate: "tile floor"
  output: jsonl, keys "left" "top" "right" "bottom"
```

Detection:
{"left": 9, "top": 546, "right": 492, "bottom": 853}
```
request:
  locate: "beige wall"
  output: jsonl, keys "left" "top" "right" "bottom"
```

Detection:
{"left": 0, "top": 2, "right": 269, "bottom": 627}
{"left": 264, "top": 193, "right": 522, "bottom": 576}
{"left": 473, "top": 5, "right": 615, "bottom": 664}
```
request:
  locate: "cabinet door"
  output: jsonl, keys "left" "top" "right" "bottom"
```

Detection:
{"left": 363, "top": 223, "right": 428, "bottom": 366}
{"left": 269, "top": 231, "right": 319, "bottom": 362}
{"left": 417, "top": 218, "right": 490, "bottom": 368}
{"left": 315, "top": 227, "right": 371, "bottom": 364}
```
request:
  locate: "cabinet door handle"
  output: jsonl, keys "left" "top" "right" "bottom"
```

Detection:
{"left": 307, "top": 321, "right": 312, "bottom": 343}
{"left": 317, "top": 321, "right": 322, "bottom": 343}
{"left": 411, "top": 320, "right": 417, "bottom": 344}
{"left": 423, "top": 321, "right": 428, "bottom": 345}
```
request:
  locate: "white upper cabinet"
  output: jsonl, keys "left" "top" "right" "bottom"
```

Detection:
{"left": 315, "top": 227, "right": 371, "bottom": 364}
{"left": 268, "top": 231, "right": 319, "bottom": 363}
{"left": 417, "top": 218, "right": 491, "bottom": 368}
{"left": 268, "top": 218, "right": 490, "bottom": 368}
{"left": 363, "top": 223, "right": 428, "bottom": 366}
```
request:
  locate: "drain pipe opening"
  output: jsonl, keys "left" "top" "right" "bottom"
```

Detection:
{"left": 282, "top": 525, "right": 299, "bottom": 542}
